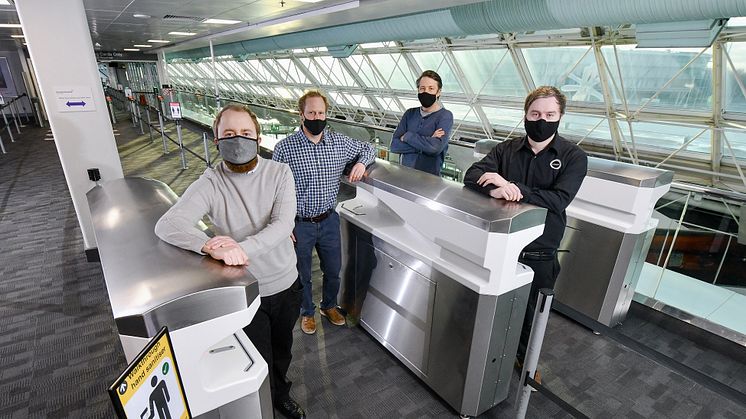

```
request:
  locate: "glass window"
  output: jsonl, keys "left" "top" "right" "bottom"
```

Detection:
{"left": 481, "top": 107, "right": 526, "bottom": 131}
{"left": 618, "top": 121, "right": 711, "bottom": 156}
{"left": 315, "top": 56, "right": 356, "bottom": 87}
{"left": 347, "top": 93, "right": 373, "bottom": 109}
{"left": 452, "top": 49, "right": 525, "bottom": 98}
{"left": 724, "top": 42, "right": 746, "bottom": 113}
{"left": 441, "top": 101, "right": 480, "bottom": 122}
{"left": 410, "top": 52, "right": 463, "bottom": 93}
{"left": 277, "top": 58, "right": 309, "bottom": 84}
{"left": 365, "top": 53, "right": 416, "bottom": 90}
{"left": 524, "top": 46, "right": 604, "bottom": 103}
{"left": 601, "top": 45, "right": 713, "bottom": 111}
{"left": 298, "top": 57, "right": 330, "bottom": 86}
{"left": 560, "top": 114, "right": 612, "bottom": 143}
{"left": 722, "top": 129, "right": 746, "bottom": 160}
{"left": 346, "top": 55, "right": 385, "bottom": 89}
{"left": 245, "top": 60, "right": 278, "bottom": 83}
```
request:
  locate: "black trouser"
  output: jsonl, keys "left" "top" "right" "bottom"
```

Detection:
{"left": 243, "top": 278, "right": 303, "bottom": 404}
{"left": 516, "top": 254, "right": 560, "bottom": 363}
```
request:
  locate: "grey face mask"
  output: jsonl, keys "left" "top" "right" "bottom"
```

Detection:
{"left": 217, "top": 135, "right": 258, "bottom": 164}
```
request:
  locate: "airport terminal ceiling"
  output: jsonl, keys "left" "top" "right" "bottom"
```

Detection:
{"left": 77, "top": 1, "right": 746, "bottom": 199}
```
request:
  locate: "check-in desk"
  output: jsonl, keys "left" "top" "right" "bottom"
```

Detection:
{"left": 87, "top": 177, "right": 272, "bottom": 418}
{"left": 337, "top": 161, "right": 546, "bottom": 417}
{"left": 475, "top": 140, "right": 674, "bottom": 328}
{"left": 554, "top": 158, "right": 673, "bottom": 327}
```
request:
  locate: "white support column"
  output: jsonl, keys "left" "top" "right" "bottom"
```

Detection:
{"left": 16, "top": 0, "right": 124, "bottom": 251}
{"left": 157, "top": 50, "right": 170, "bottom": 87}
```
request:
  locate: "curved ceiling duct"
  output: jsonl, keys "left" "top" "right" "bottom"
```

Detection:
{"left": 166, "top": 0, "right": 746, "bottom": 60}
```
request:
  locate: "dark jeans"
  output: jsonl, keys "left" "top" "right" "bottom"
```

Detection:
{"left": 242, "top": 278, "right": 302, "bottom": 403}
{"left": 294, "top": 211, "right": 342, "bottom": 317}
{"left": 516, "top": 255, "right": 561, "bottom": 363}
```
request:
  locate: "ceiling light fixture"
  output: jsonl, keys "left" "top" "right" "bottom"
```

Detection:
{"left": 123, "top": 48, "right": 140, "bottom": 51}
{"left": 11, "top": 35, "right": 24, "bottom": 38}
{"left": 168, "top": 31, "right": 197, "bottom": 36}
{"left": 203, "top": 18, "right": 242, "bottom": 25}
{"left": 133, "top": 44, "right": 152, "bottom": 48}
{"left": 133, "top": 14, "right": 151, "bottom": 19}
{"left": 147, "top": 39, "right": 170, "bottom": 43}
{"left": 0, "top": 24, "right": 22, "bottom": 28}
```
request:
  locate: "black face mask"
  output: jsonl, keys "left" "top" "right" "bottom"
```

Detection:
{"left": 524, "top": 118, "right": 560, "bottom": 143}
{"left": 303, "top": 118, "right": 326, "bottom": 136}
{"left": 418, "top": 92, "right": 438, "bottom": 108}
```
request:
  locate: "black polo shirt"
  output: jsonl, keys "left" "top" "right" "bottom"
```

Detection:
{"left": 464, "top": 135, "right": 588, "bottom": 251}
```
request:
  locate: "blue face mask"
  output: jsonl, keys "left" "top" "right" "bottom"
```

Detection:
{"left": 217, "top": 135, "right": 258, "bottom": 164}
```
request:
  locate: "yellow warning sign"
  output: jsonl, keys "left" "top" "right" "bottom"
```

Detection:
{"left": 109, "top": 327, "right": 191, "bottom": 419}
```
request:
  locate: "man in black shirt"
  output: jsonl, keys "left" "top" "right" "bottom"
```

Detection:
{"left": 464, "top": 86, "right": 587, "bottom": 367}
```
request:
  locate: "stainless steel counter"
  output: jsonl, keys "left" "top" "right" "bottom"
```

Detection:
{"left": 474, "top": 139, "right": 673, "bottom": 188}
{"left": 87, "top": 177, "right": 259, "bottom": 338}
{"left": 586, "top": 157, "right": 673, "bottom": 188}
{"left": 358, "top": 159, "right": 546, "bottom": 233}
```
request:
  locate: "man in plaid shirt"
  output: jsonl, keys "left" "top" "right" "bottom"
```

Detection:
{"left": 273, "top": 90, "right": 375, "bottom": 335}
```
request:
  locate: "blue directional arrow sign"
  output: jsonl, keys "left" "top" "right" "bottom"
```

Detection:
{"left": 66, "top": 101, "right": 86, "bottom": 107}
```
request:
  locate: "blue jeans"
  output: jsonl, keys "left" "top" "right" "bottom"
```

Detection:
{"left": 294, "top": 211, "right": 341, "bottom": 317}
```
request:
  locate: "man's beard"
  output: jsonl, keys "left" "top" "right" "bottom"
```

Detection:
{"left": 225, "top": 157, "right": 258, "bottom": 173}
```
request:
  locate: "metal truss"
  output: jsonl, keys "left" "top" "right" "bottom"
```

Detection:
{"left": 164, "top": 27, "right": 746, "bottom": 193}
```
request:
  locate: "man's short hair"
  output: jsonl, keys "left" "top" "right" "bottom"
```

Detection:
{"left": 298, "top": 90, "right": 329, "bottom": 114}
{"left": 524, "top": 86, "right": 567, "bottom": 115}
{"left": 416, "top": 70, "right": 443, "bottom": 90}
{"left": 212, "top": 103, "right": 262, "bottom": 138}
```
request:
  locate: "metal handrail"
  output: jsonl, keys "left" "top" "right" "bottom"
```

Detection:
{"left": 106, "top": 87, "right": 212, "bottom": 167}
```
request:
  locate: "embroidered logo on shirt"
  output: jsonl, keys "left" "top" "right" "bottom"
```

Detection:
{"left": 550, "top": 159, "right": 562, "bottom": 170}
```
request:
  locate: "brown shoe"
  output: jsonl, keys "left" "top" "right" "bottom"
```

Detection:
{"left": 320, "top": 307, "right": 346, "bottom": 326}
{"left": 301, "top": 315, "right": 316, "bottom": 334}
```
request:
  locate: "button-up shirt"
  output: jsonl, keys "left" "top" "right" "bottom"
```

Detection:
{"left": 273, "top": 127, "right": 376, "bottom": 218}
{"left": 464, "top": 135, "right": 588, "bottom": 251}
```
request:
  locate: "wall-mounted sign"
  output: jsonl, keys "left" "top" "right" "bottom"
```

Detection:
{"left": 54, "top": 86, "right": 96, "bottom": 113}
{"left": 124, "top": 87, "right": 133, "bottom": 98}
{"left": 169, "top": 102, "right": 182, "bottom": 120}
{"left": 108, "top": 327, "right": 191, "bottom": 419}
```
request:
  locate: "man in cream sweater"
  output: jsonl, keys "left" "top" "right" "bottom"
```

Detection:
{"left": 155, "top": 104, "right": 306, "bottom": 419}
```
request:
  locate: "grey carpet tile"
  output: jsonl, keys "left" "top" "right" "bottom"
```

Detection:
{"left": 2, "top": 118, "right": 746, "bottom": 418}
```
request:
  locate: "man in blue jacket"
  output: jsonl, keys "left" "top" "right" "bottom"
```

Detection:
{"left": 390, "top": 70, "right": 454, "bottom": 176}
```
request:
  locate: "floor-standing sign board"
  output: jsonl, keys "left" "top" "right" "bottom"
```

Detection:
{"left": 169, "top": 102, "right": 182, "bottom": 120}
{"left": 109, "top": 327, "right": 191, "bottom": 419}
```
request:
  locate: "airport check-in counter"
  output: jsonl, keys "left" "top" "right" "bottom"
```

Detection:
{"left": 337, "top": 160, "right": 547, "bottom": 417}
{"left": 87, "top": 178, "right": 272, "bottom": 418}
{"left": 475, "top": 140, "right": 674, "bottom": 328}
{"left": 555, "top": 158, "right": 673, "bottom": 327}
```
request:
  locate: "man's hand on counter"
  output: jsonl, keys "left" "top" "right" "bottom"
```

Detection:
{"left": 202, "top": 236, "right": 250, "bottom": 266}
{"left": 489, "top": 184, "right": 523, "bottom": 202}
{"left": 349, "top": 162, "right": 366, "bottom": 182}
{"left": 477, "top": 172, "right": 509, "bottom": 188}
